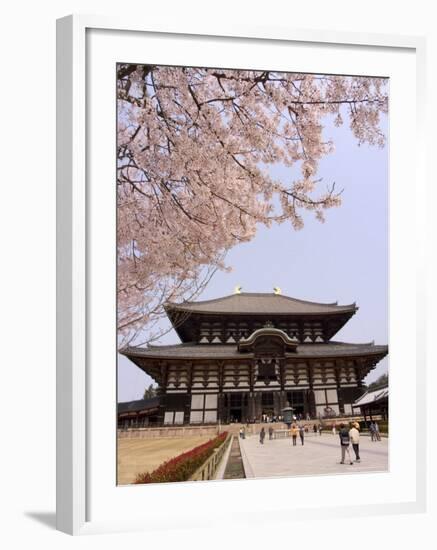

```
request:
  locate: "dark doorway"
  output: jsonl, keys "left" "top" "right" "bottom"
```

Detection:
{"left": 228, "top": 392, "right": 245, "bottom": 423}
{"left": 230, "top": 408, "right": 242, "bottom": 422}
{"left": 261, "top": 391, "right": 274, "bottom": 417}
{"left": 286, "top": 390, "right": 305, "bottom": 416}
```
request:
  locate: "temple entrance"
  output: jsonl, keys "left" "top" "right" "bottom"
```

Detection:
{"left": 226, "top": 392, "right": 248, "bottom": 423}
{"left": 230, "top": 409, "right": 242, "bottom": 423}
{"left": 286, "top": 390, "right": 305, "bottom": 417}
{"left": 261, "top": 391, "right": 275, "bottom": 420}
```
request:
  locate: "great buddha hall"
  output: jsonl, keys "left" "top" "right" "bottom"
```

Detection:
{"left": 121, "top": 291, "right": 388, "bottom": 426}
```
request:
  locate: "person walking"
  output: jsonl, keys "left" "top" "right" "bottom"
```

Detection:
{"left": 318, "top": 424, "right": 323, "bottom": 436}
{"left": 299, "top": 424, "right": 305, "bottom": 445}
{"left": 332, "top": 422, "right": 337, "bottom": 436}
{"left": 291, "top": 423, "right": 298, "bottom": 446}
{"left": 338, "top": 423, "right": 354, "bottom": 465}
{"left": 349, "top": 422, "right": 361, "bottom": 462}
{"left": 369, "top": 421, "right": 376, "bottom": 441}
{"left": 259, "top": 427, "right": 265, "bottom": 445}
{"left": 313, "top": 424, "right": 318, "bottom": 434}
{"left": 374, "top": 421, "right": 381, "bottom": 441}
{"left": 268, "top": 426, "right": 274, "bottom": 440}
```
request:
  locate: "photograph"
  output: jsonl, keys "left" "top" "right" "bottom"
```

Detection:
{"left": 116, "top": 63, "right": 389, "bottom": 485}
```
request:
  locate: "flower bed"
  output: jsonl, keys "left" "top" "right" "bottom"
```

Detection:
{"left": 134, "top": 431, "right": 228, "bottom": 484}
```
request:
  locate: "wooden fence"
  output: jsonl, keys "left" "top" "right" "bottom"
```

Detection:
{"left": 189, "top": 434, "right": 233, "bottom": 481}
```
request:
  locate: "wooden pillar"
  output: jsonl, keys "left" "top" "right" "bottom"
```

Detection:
{"left": 248, "top": 392, "right": 256, "bottom": 422}
{"left": 306, "top": 362, "right": 316, "bottom": 418}
{"left": 279, "top": 358, "right": 285, "bottom": 390}
{"left": 335, "top": 361, "right": 344, "bottom": 414}
{"left": 157, "top": 361, "right": 168, "bottom": 425}
{"left": 273, "top": 391, "right": 281, "bottom": 417}
{"left": 184, "top": 362, "right": 193, "bottom": 425}
{"left": 255, "top": 392, "right": 263, "bottom": 420}
{"left": 217, "top": 361, "right": 224, "bottom": 423}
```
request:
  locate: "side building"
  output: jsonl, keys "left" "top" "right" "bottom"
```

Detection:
{"left": 121, "top": 292, "right": 388, "bottom": 425}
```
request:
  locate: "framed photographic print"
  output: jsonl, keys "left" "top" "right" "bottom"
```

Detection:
{"left": 56, "top": 15, "right": 427, "bottom": 535}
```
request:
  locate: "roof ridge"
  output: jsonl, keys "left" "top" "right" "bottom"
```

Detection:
{"left": 165, "top": 292, "right": 356, "bottom": 309}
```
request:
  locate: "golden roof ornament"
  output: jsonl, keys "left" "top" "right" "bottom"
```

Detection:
{"left": 273, "top": 286, "right": 282, "bottom": 295}
{"left": 234, "top": 285, "right": 242, "bottom": 294}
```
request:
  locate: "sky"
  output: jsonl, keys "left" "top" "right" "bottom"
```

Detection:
{"left": 117, "top": 106, "right": 389, "bottom": 403}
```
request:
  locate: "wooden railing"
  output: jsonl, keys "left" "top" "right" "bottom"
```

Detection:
{"left": 189, "top": 434, "right": 232, "bottom": 481}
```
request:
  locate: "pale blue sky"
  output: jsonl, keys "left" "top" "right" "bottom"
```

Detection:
{"left": 118, "top": 111, "right": 389, "bottom": 402}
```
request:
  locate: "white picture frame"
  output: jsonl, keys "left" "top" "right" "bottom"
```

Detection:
{"left": 56, "top": 14, "right": 427, "bottom": 535}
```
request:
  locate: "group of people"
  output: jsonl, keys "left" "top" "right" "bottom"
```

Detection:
{"left": 258, "top": 426, "right": 275, "bottom": 444}
{"left": 338, "top": 422, "right": 361, "bottom": 464}
{"left": 256, "top": 420, "right": 381, "bottom": 465}
{"left": 258, "top": 423, "right": 323, "bottom": 445}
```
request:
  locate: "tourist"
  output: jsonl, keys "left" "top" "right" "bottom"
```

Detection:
{"left": 268, "top": 426, "right": 274, "bottom": 440}
{"left": 313, "top": 424, "right": 318, "bottom": 434}
{"left": 239, "top": 427, "right": 243, "bottom": 439}
{"left": 291, "top": 423, "right": 298, "bottom": 446}
{"left": 349, "top": 422, "right": 361, "bottom": 462}
{"left": 332, "top": 422, "right": 337, "bottom": 436}
{"left": 374, "top": 421, "right": 381, "bottom": 441}
{"left": 338, "top": 423, "right": 354, "bottom": 465}
{"left": 260, "top": 427, "right": 265, "bottom": 445}
{"left": 299, "top": 424, "right": 305, "bottom": 445}
{"left": 369, "top": 421, "right": 376, "bottom": 441}
{"left": 318, "top": 424, "right": 323, "bottom": 436}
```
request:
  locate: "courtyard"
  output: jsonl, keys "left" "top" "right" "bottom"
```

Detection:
{"left": 239, "top": 431, "right": 388, "bottom": 479}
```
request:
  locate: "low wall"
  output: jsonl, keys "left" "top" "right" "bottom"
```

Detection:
{"left": 189, "top": 434, "right": 233, "bottom": 481}
{"left": 118, "top": 425, "right": 220, "bottom": 439}
{"left": 119, "top": 418, "right": 372, "bottom": 439}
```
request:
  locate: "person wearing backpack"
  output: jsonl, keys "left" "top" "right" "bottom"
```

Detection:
{"left": 338, "top": 423, "right": 354, "bottom": 465}
{"left": 349, "top": 422, "right": 361, "bottom": 462}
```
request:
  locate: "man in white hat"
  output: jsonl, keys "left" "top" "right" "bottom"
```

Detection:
{"left": 349, "top": 422, "right": 361, "bottom": 463}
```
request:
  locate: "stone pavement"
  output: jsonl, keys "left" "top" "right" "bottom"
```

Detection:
{"left": 239, "top": 432, "right": 388, "bottom": 478}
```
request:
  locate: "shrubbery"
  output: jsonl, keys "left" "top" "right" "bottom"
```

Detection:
{"left": 134, "top": 432, "right": 228, "bottom": 484}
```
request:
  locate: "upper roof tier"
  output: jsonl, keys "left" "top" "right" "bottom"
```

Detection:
{"left": 164, "top": 292, "right": 358, "bottom": 343}
{"left": 165, "top": 292, "right": 356, "bottom": 316}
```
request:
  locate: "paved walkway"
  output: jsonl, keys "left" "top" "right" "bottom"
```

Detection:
{"left": 239, "top": 432, "right": 388, "bottom": 478}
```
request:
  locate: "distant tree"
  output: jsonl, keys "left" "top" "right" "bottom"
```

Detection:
{"left": 143, "top": 383, "right": 157, "bottom": 399}
{"left": 367, "top": 373, "right": 388, "bottom": 391}
{"left": 117, "top": 65, "right": 388, "bottom": 345}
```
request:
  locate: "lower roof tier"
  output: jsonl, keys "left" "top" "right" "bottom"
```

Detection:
{"left": 122, "top": 341, "right": 388, "bottom": 386}
{"left": 122, "top": 341, "right": 388, "bottom": 361}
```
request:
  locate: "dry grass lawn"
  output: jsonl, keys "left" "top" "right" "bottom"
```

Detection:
{"left": 117, "top": 436, "right": 210, "bottom": 485}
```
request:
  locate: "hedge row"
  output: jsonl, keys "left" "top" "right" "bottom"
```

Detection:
{"left": 134, "top": 432, "right": 228, "bottom": 484}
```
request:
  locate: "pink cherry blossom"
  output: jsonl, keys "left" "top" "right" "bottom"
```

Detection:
{"left": 117, "top": 65, "right": 388, "bottom": 345}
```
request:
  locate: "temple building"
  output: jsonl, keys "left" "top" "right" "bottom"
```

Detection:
{"left": 121, "top": 292, "right": 388, "bottom": 425}
{"left": 352, "top": 386, "right": 389, "bottom": 421}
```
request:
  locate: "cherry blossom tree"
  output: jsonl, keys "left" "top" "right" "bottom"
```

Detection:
{"left": 117, "top": 64, "right": 388, "bottom": 345}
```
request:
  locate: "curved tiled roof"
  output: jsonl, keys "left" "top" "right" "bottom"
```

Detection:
{"left": 165, "top": 292, "right": 356, "bottom": 315}
{"left": 122, "top": 341, "right": 388, "bottom": 360}
{"left": 117, "top": 396, "right": 159, "bottom": 413}
{"left": 353, "top": 386, "right": 389, "bottom": 407}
